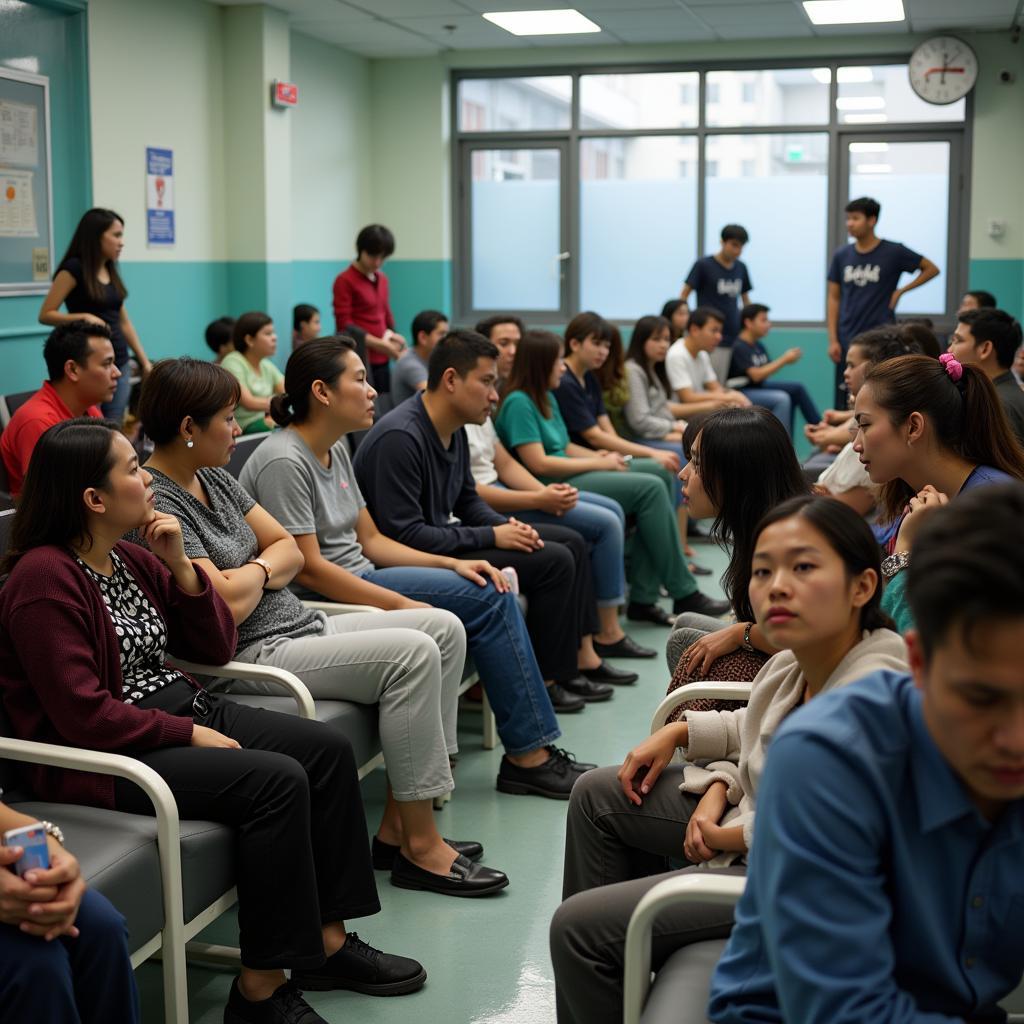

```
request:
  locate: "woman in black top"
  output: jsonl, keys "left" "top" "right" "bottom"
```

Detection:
{"left": 39, "top": 208, "right": 150, "bottom": 424}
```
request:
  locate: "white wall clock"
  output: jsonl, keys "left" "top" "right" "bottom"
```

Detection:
{"left": 909, "top": 36, "right": 978, "bottom": 105}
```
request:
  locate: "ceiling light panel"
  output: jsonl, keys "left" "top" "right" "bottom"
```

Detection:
{"left": 482, "top": 9, "right": 602, "bottom": 35}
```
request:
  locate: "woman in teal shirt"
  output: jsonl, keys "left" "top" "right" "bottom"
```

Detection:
{"left": 495, "top": 331, "right": 729, "bottom": 625}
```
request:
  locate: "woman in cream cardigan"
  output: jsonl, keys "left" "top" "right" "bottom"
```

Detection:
{"left": 549, "top": 494, "right": 908, "bottom": 1024}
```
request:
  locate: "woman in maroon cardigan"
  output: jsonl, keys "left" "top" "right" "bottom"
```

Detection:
{"left": 0, "top": 419, "right": 425, "bottom": 1024}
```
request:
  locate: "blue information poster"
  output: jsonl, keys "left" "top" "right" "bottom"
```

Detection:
{"left": 146, "top": 146, "right": 174, "bottom": 247}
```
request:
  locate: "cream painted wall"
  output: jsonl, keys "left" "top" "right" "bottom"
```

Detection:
{"left": 88, "top": 0, "right": 227, "bottom": 262}
{"left": 290, "top": 32, "right": 371, "bottom": 260}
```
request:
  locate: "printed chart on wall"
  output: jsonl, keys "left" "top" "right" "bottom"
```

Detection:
{"left": 146, "top": 147, "right": 174, "bottom": 247}
{"left": 0, "top": 67, "right": 53, "bottom": 296}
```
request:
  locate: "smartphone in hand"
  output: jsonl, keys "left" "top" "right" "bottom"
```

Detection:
{"left": 3, "top": 824, "right": 50, "bottom": 877}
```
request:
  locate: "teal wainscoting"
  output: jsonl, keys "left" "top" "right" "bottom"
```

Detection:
{"left": 967, "top": 258, "right": 1024, "bottom": 320}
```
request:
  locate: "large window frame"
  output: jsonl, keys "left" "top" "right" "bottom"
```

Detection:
{"left": 451, "top": 56, "right": 972, "bottom": 328}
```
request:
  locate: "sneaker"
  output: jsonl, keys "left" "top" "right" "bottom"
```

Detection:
{"left": 224, "top": 979, "right": 326, "bottom": 1024}
{"left": 497, "top": 748, "right": 586, "bottom": 799}
{"left": 673, "top": 592, "right": 731, "bottom": 618}
{"left": 291, "top": 933, "right": 426, "bottom": 996}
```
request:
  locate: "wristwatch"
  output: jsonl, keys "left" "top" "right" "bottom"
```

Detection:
{"left": 741, "top": 622, "right": 756, "bottom": 653}
{"left": 39, "top": 820, "right": 65, "bottom": 847}
{"left": 881, "top": 551, "right": 910, "bottom": 580}
{"left": 247, "top": 557, "right": 272, "bottom": 587}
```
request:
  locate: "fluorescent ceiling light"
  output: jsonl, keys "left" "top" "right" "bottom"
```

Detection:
{"left": 483, "top": 9, "right": 601, "bottom": 35}
{"left": 836, "top": 96, "right": 886, "bottom": 110}
{"left": 844, "top": 113, "right": 889, "bottom": 123}
{"left": 802, "top": 0, "right": 904, "bottom": 26}
{"left": 855, "top": 163, "right": 892, "bottom": 173}
{"left": 811, "top": 66, "right": 874, "bottom": 84}
{"left": 849, "top": 141, "right": 889, "bottom": 152}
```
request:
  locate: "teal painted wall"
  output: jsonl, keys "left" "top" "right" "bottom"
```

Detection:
{"left": 968, "top": 259, "right": 1024, "bottom": 321}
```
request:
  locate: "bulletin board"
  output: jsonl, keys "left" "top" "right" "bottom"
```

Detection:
{"left": 0, "top": 66, "right": 53, "bottom": 297}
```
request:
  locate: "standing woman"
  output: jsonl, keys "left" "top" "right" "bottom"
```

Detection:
{"left": 39, "top": 209, "right": 150, "bottom": 423}
{"left": 220, "top": 312, "right": 285, "bottom": 435}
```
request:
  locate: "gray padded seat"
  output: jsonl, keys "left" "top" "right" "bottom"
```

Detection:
{"left": 640, "top": 938, "right": 728, "bottom": 1024}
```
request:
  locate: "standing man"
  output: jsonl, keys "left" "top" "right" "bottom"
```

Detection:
{"left": 390, "top": 310, "right": 449, "bottom": 405}
{"left": 332, "top": 224, "right": 406, "bottom": 393}
{"left": 681, "top": 225, "right": 752, "bottom": 348}
{"left": 827, "top": 197, "right": 939, "bottom": 407}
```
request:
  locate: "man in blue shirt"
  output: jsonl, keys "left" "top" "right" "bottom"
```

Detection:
{"left": 827, "top": 196, "right": 939, "bottom": 407}
{"left": 682, "top": 225, "right": 753, "bottom": 347}
{"left": 709, "top": 481, "right": 1024, "bottom": 1024}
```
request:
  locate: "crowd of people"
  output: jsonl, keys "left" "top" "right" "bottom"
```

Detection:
{"left": 1, "top": 200, "right": 1024, "bottom": 1024}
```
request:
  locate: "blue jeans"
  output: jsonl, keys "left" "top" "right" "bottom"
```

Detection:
{"left": 0, "top": 888, "right": 139, "bottom": 1024}
{"left": 360, "top": 566, "right": 560, "bottom": 756}
{"left": 100, "top": 358, "right": 132, "bottom": 424}
{"left": 514, "top": 489, "right": 626, "bottom": 606}
{"left": 745, "top": 381, "right": 821, "bottom": 436}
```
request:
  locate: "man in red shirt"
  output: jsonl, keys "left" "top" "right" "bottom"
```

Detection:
{"left": 332, "top": 224, "right": 406, "bottom": 392}
{"left": 1, "top": 322, "right": 119, "bottom": 495}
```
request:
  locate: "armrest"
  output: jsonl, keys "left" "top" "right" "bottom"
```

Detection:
{"left": 623, "top": 873, "right": 746, "bottom": 1024}
{"left": 650, "top": 682, "right": 753, "bottom": 735}
{"left": 302, "top": 601, "right": 385, "bottom": 616}
{"left": 168, "top": 659, "right": 316, "bottom": 720}
{"left": 725, "top": 376, "right": 750, "bottom": 389}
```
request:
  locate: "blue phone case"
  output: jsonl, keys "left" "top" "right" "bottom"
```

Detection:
{"left": 5, "top": 826, "right": 50, "bottom": 877}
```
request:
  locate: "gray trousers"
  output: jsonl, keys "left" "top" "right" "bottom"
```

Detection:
{"left": 231, "top": 609, "right": 466, "bottom": 802}
{"left": 552, "top": 765, "right": 740, "bottom": 1024}
{"left": 666, "top": 612, "right": 731, "bottom": 674}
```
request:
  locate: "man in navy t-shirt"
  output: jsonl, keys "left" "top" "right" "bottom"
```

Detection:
{"left": 681, "top": 224, "right": 752, "bottom": 347}
{"left": 826, "top": 197, "right": 939, "bottom": 406}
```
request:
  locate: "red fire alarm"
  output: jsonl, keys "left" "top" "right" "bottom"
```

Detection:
{"left": 271, "top": 80, "right": 298, "bottom": 108}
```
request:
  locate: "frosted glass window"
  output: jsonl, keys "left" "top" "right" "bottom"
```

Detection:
{"left": 579, "top": 72, "right": 699, "bottom": 129}
{"left": 706, "top": 69, "right": 830, "bottom": 127}
{"left": 458, "top": 77, "right": 571, "bottom": 132}
{"left": 837, "top": 65, "right": 965, "bottom": 125}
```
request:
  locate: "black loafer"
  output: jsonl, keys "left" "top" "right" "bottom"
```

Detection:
{"left": 592, "top": 635, "right": 657, "bottom": 659}
{"left": 626, "top": 602, "right": 675, "bottom": 626}
{"left": 673, "top": 592, "right": 732, "bottom": 617}
{"left": 496, "top": 748, "right": 585, "bottom": 799}
{"left": 224, "top": 979, "right": 327, "bottom": 1023}
{"left": 559, "top": 675, "right": 614, "bottom": 701}
{"left": 372, "top": 835, "right": 483, "bottom": 872}
{"left": 547, "top": 682, "right": 586, "bottom": 713}
{"left": 390, "top": 851, "right": 509, "bottom": 898}
{"left": 291, "top": 933, "right": 426, "bottom": 996}
{"left": 581, "top": 661, "right": 638, "bottom": 686}
{"left": 688, "top": 562, "right": 713, "bottom": 576}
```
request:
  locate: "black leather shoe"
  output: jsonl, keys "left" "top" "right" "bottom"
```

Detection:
{"left": 372, "top": 835, "right": 483, "bottom": 872}
{"left": 688, "top": 562, "right": 713, "bottom": 576}
{"left": 559, "top": 674, "right": 614, "bottom": 701}
{"left": 547, "top": 745, "right": 597, "bottom": 772}
{"left": 592, "top": 635, "right": 657, "bottom": 659}
{"left": 497, "top": 748, "right": 585, "bottom": 799}
{"left": 673, "top": 592, "right": 732, "bottom": 617}
{"left": 224, "top": 979, "right": 326, "bottom": 1023}
{"left": 626, "top": 602, "right": 675, "bottom": 626}
{"left": 581, "top": 661, "right": 638, "bottom": 685}
{"left": 291, "top": 933, "right": 426, "bottom": 996}
{"left": 547, "top": 682, "right": 586, "bottom": 713}
{"left": 390, "top": 851, "right": 509, "bottom": 898}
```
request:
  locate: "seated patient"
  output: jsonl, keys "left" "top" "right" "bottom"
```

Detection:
{"left": 549, "top": 495, "right": 907, "bottom": 1024}
{"left": 0, "top": 798, "right": 138, "bottom": 1024}
{"left": 709, "top": 481, "right": 1024, "bottom": 1023}
{"left": 0, "top": 420, "right": 424, "bottom": 1024}
{"left": 136, "top": 358, "right": 506, "bottom": 899}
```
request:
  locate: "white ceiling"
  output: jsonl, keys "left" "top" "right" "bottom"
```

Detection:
{"left": 213, "top": 0, "right": 1022, "bottom": 58}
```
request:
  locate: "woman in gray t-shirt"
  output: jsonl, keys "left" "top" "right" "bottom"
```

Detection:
{"left": 139, "top": 357, "right": 508, "bottom": 899}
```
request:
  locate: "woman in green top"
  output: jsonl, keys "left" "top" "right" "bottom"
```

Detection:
{"left": 220, "top": 311, "right": 285, "bottom": 434}
{"left": 494, "top": 330, "right": 730, "bottom": 627}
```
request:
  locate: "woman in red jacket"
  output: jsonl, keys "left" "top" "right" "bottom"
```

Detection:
{"left": 0, "top": 420, "right": 425, "bottom": 1024}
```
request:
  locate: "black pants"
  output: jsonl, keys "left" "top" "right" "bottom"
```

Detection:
{"left": 114, "top": 683, "right": 380, "bottom": 970}
{"left": 467, "top": 523, "right": 599, "bottom": 682}
{"left": 370, "top": 361, "right": 391, "bottom": 393}
{"left": 834, "top": 340, "right": 850, "bottom": 409}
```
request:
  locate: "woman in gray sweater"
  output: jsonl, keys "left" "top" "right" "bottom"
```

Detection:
{"left": 622, "top": 315, "right": 686, "bottom": 449}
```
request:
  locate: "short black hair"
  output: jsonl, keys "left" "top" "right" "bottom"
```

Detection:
{"left": 411, "top": 309, "right": 449, "bottom": 343}
{"left": 43, "top": 321, "right": 113, "bottom": 382}
{"left": 688, "top": 306, "right": 725, "bottom": 331}
{"left": 740, "top": 303, "right": 770, "bottom": 328}
{"left": 426, "top": 330, "right": 498, "bottom": 391}
{"left": 964, "top": 289, "right": 997, "bottom": 309}
{"left": 846, "top": 196, "right": 881, "bottom": 220}
{"left": 293, "top": 304, "right": 319, "bottom": 331}
{"left": 958, "top": 308, "right": 1023, "bottom": 369}
{"left": 721, "top": 224, "right": 749, "bottom": 245}
{"left": 908, "top": 481, "right": 1024, "bottom": 659}
{"left": 138, "top": 358, "right": 241, "bottom": 445}
{"left": 356, "top": 224, "right": 395, "bottom": 258}
{"left": 475, "top": 314, "right": 525, "bottom": 340}
{"left": 232, "top": 311, "right": 273, "bottom": 353}
{"left": 204, "top": 317, "right": 235, "bottom": 356}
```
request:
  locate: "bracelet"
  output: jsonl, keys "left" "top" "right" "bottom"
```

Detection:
{"left": 247, "top": 557, "right": 272, "bottom": 587}
{"left": 742, "top": 622, "right": 755, "bottom": 653}
{"left": 40, "top": 820, "right": 65, "bottom": 847}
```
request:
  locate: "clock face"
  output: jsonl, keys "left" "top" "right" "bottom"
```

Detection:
{"left": 909, "top": 36, "right": 978, "bottom": 105}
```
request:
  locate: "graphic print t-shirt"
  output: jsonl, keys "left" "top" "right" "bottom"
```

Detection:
{"left": 685, "top": 255, "right": 752, "bottom": 344}
{"left": 827, "top": 240, "right": 922, "bottom": 346}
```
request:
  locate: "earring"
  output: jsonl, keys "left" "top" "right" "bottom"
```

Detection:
{"left": 186, "top": 439, "right": 194, "bottom": 449}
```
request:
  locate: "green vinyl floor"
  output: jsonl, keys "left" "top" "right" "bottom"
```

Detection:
{"left": 135, "top": 539, "right": 730, "bottom": 1024}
